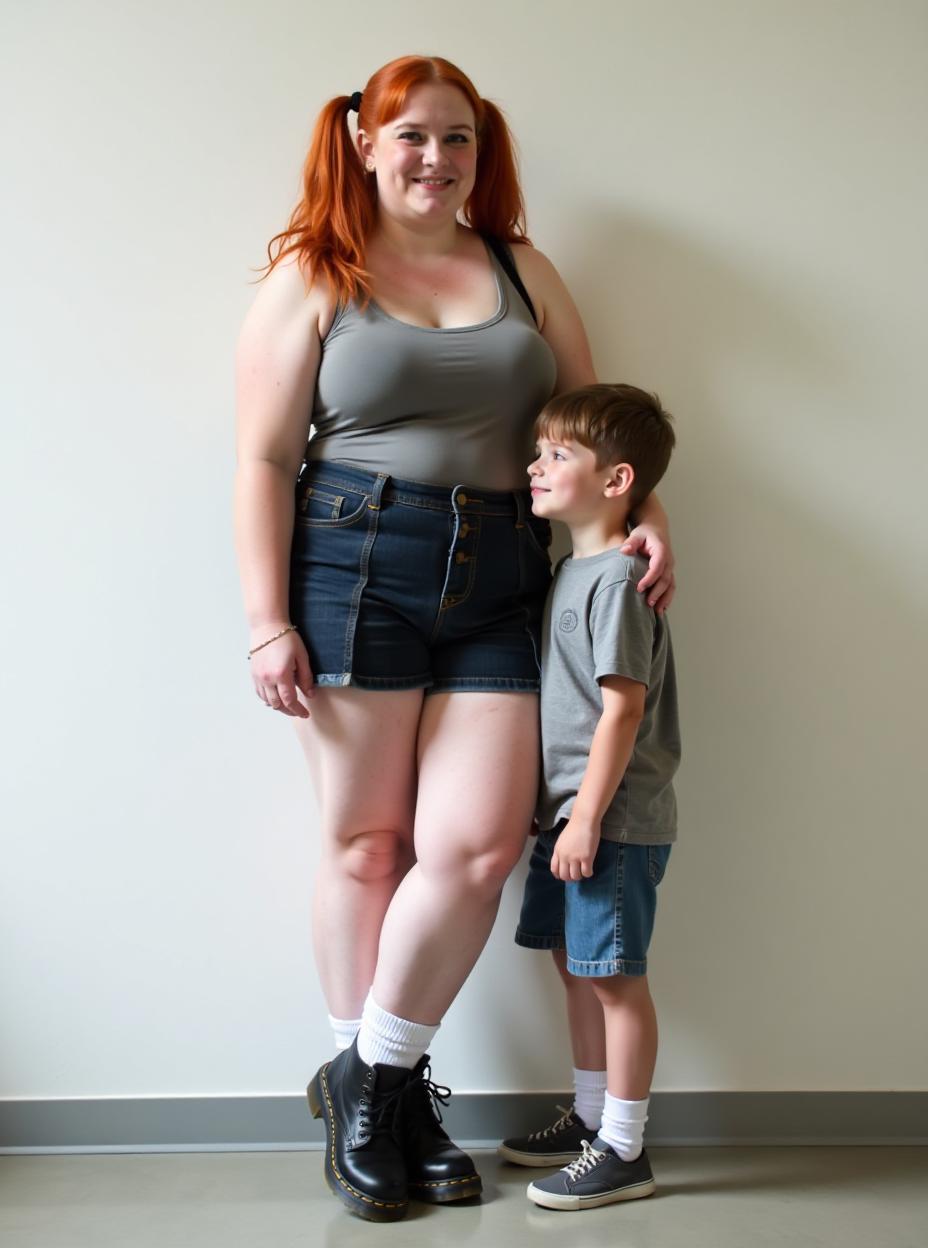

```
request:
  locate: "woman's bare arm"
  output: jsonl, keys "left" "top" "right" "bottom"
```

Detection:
{"left": 234, "top": 258, "right": 334, "bottom": 712}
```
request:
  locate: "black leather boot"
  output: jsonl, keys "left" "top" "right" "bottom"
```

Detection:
{"left": 307, "top": 1039, "right": 410, "bottom": 1222}
{"left": 401, "top": 1056, "right": 483, "bottom": 1203}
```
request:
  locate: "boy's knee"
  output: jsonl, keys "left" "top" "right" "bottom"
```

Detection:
{"left": 551, "top": 948, "right": 574, "bottom": 984}
{"left": 589, "top": 972, "right": 650, "bottom": 1003}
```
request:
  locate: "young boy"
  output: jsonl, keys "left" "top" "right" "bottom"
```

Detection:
{"left": 500, "top": 383, "right": 680, "bottom": 1212}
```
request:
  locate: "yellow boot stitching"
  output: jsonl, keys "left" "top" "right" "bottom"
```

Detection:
{"left": 317, "top": 1063, "right": 407, "bottom": 1211}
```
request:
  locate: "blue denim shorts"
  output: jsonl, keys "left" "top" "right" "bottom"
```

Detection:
{"left": 515, "top": 823, "right": 672, "bottom": 977}
{"left": 288, "top": 462, "right": 553, "bottom": 692}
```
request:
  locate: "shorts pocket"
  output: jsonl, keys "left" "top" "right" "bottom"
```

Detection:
{"left": 647, "top": 844, "right": 671, "bottom": 885}
{"left": 296, "top": 484, "right": 370, "bottom": 527}
{"left": 523, "top": 516, "right": 553, "bottom": 562}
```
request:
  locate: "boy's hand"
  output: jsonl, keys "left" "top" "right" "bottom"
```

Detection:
{"left": 551, "top": 816, "right": 601, "bottom": 881}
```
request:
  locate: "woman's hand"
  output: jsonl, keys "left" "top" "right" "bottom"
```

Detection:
{"left": 249, "top": 624, "right": 316, "bottom": 718}
{"left": 621, "top": 523, "right": 676, "bottom": 614}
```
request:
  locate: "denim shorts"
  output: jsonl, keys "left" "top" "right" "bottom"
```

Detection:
{"left": 288, "top": 461, "right": 553, "bottom": 692}
{"left": 515, "top": 822, "right": 672, "bottom": 977}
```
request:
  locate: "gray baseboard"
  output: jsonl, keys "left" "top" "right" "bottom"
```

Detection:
{"left": 2, "top": 1093, "right": 926, "bottom": 1153}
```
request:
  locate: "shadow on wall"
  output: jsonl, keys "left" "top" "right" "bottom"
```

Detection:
{"left": 488, "top": 207, "right": 924, "bottom": 1089}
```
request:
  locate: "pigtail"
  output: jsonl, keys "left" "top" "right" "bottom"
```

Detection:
{"left": 261, "top": 96, "right": 376, "bottom": 304}
{"left": 465, "top": 99, "right": 532, "bottom": 246}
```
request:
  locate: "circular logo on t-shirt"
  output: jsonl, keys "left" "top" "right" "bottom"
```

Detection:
{"left": 559, "top": 609, "right": 579, "bottom": 633}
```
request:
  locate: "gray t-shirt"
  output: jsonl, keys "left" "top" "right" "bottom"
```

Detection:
{"left": 537, "top": 549, "right": 680, "bottom": 844}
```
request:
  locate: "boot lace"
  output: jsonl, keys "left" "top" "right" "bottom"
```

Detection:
{"left": 356, "top": 1072, "right": 408, "bottom": 1142}
{"left": 404, "top": 1062, "right": 451, "bottom": 1125}
{"left": 562, "top": 1138, "right": 606, "bottom": 1181}
{"left": 528, "top": 1105, "right": 574, "bottom": 1141}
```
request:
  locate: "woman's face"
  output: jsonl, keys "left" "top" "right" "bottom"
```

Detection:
{"left": 359, "top": 82, "right": 478, "bottom": 227}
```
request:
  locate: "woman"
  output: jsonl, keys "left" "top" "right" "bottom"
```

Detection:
{"left": 234, "top": 55, "right": 675, "bottom": 1222}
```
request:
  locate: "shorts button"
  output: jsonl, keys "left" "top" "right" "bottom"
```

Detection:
{"left": 455, "top": 551, "right": 469, "bottom": 564}
{"left": 456, "top": 491, "right": 468, "bottom": 506}
{"left": 459, "top": 522, "right": 471, "bottom": 537}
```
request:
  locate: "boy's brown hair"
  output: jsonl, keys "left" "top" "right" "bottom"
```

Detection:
{"left": 535, "top": 383, "right": 675, "bottom": 509}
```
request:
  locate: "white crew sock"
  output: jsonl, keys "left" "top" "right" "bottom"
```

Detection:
{"left": 598, "top": 1092, "right": 649, "bottom": 1162}
{"left": 572, "top": 1067, "right": 607, "bottom": 1130}
{"left": 327, "top": 1014, "right": 362, "bottom": 1052}
{"left": 355, "top": 991, "right": 440, "bottom": 1070}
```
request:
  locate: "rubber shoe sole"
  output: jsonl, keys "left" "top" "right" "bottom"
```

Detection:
{"left": 307, "top": 1065, "right": 408, "bottom": 1223}
{"left": 526, "top": 1175, "right": 656, "bottom": 1211}
{"left": 408, "top": 1172, "right": 483, "bottom": 1203}
{"left": 498, "top": 1142, "right": 583, "bottom": 1167}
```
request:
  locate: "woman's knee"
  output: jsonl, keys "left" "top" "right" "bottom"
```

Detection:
{"left": 328, "top": 827, "right": 410, "bottom": 883}
{"left": 454, "top": 836, "right": 527, "bottom": 896}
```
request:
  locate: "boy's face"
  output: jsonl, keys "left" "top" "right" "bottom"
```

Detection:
{"left": 528, "top": 435, "right": 625, "bottom": 523}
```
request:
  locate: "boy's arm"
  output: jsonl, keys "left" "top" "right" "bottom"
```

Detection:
{"left": 550, "top": 676, "right": 646, "bottom": 882}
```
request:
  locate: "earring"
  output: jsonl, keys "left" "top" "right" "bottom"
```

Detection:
{"left": 366, "top": 161, "right": 375, "bottom": 173}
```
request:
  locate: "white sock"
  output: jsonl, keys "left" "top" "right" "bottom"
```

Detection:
{"left": 572, "top": 1067, "right": 607, "bottom": 1131}
{"left": 355, "top": 991, "right": 440, "bottom": 1070}
{"left": 598, "top": 1092, "right": 649, "bottom": 1161}
{"left": 327, "top": 1014, "right": 361, "bottom": 1052}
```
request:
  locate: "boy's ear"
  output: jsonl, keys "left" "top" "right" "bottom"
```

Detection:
{"left": 603, "top": 463, "right": 635, "bottom": 499}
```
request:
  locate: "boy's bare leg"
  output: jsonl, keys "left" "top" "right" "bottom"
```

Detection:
{"left": 552, "top": 948, "right": 606, "bottom": 1070}
{"left": 589, "top": 973, "right": 658, "bottom": 1100}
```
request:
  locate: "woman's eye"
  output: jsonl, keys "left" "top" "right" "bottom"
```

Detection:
{"left": 399, "top": 132, "right": 423, "bottom": 142}
{"left": 447, "top": 134, "right": 469, "bottom": 144}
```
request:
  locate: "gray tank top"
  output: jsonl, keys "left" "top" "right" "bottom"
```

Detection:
{"left": 306, "top": 239, "right": 558, "bottom": 490}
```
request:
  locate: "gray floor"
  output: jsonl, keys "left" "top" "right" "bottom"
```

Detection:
{"left": 2, "top": 1147, "right": 926, "bottom": 1248}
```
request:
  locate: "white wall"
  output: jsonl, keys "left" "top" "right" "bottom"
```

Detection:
{"left": 2, "top": 0, "right": 926, "bottom": 1099}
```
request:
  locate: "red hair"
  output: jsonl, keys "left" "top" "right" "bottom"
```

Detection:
{"left": 260, "top": 56, "right": 531, "bottom": 304}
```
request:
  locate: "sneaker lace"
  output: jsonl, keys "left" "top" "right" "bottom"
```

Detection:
{"left": 528, "top": 1105, "right": 574, "bottom": 1141}
{"left": 562, "top": 1138, "right": 606, "bottom": 1181}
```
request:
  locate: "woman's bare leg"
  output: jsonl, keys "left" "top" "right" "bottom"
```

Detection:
{"left": 293, "top": 687, "right": 423, "bottom": 1020}
{"left": 371, "top": 691, "right": 540, "bottom": 1023}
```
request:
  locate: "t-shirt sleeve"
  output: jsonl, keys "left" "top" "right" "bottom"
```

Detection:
{"left": 589, "top": 578, "right": 655, "bottom": 687}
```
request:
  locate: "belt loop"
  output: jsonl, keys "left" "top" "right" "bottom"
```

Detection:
{"left": 368, "top": 472, "right": 389, "bottom": 511}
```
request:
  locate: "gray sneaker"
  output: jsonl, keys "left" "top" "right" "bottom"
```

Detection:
{"left": 526, "top": 1137, "right": 656, "bottom": 1210}
{"left": 497, "top": 1106, "right": 592, "bottom": 1167}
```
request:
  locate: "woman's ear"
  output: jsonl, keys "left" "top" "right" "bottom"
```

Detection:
{"left": 357, "top": 129, "right": 374, "bottom": 164}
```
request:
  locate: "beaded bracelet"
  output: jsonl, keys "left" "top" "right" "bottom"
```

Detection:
{"left": 247, "top": 624, "right": 297, "bottom": 659}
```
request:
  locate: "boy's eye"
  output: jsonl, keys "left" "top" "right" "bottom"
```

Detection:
{"left": 553, "top": 451, "right": 565, "bottom": 461}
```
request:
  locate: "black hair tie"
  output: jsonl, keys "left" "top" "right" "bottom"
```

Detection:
{"left": 348, "top": 91, "right": 363, "bottom": 114}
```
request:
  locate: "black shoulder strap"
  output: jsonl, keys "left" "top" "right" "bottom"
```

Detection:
{"left": 483, "top": 234, "right": 538, "bottom": 326}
